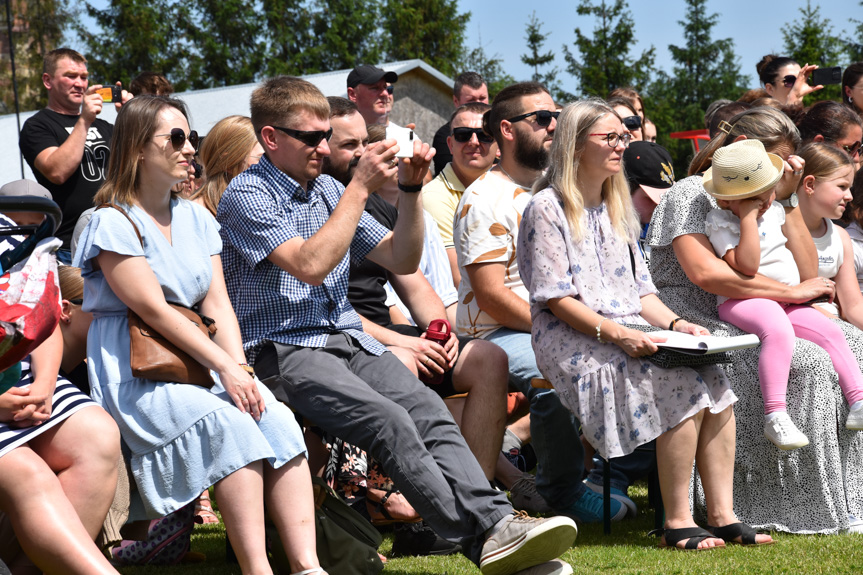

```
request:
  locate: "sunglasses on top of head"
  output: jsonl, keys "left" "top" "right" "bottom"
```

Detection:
{"left": 451, "top": 127, "right": 495, "bottom": 144}
{"left": 155, "top": 128, "right": 199, "bottom": 151}
{"left": 507, "top": 109, "right": 559, "bottom": 128}
{"left": 271, "top": 126, "right": 333, "bottom": 147}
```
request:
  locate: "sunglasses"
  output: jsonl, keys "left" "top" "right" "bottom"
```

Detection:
{"left": 589, "top": 132, "right": 632, "bottom": 148}
{"left": 451, "top": 127, "right": 495, "bottom": 144}
{"left": 68, "top": 298, "right": 83, "bottom": 305}
{"left": 775, "top": 74, "right": 797, "bottom": 88}
{"left": 843, "top": 140, "right": 862, "bottom": 156}
{"left": 507, "top": 109, "right": 559, "bottom": 127}
{"left": 271, "top": 126, "right": 333, "bottom": 147}
{"left": 386, "top": 85, "right": 394, "bottom": 94}
{"left": 622, "top": 115, "right": 642, "bottom": 131}
{"left": 154, "top": 128, "right": 199, "bottom": 151}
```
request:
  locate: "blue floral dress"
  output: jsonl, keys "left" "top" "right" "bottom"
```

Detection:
{"left": 74, "top": 199, "right": 306, "bottom": 519}
{"left": 517, "top": 189, "right": 736, "bottom": 459}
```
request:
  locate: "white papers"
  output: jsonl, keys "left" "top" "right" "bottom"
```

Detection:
{"left": 648, "top": 331, "right": 761, "bottom": 355}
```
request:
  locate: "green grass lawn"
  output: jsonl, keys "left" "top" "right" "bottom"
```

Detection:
{"left": 118, "top": 484, "right": 863, "bottom": 574}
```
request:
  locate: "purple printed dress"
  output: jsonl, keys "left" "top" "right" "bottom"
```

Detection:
{"left": 517, "top": 188, "right": 736, "bottom": 459}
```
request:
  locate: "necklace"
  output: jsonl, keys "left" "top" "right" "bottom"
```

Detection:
{"left": 497, "top": 166, "right": 531, "bottom": 190}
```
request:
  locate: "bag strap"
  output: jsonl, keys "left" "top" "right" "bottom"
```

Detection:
{"left": 96, "top": 202, "right": 144, "bottom": 248}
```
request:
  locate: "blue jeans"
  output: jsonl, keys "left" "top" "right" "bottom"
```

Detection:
{"left": 486, "top": 328, "right": 586, "bottom": 508}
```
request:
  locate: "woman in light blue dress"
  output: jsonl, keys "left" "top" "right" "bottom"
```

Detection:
{"left": 74, "top": 95, "right": 324, "bottom": 575}
{"left": 517, "top": 100, "right": 773, "bottom": 550}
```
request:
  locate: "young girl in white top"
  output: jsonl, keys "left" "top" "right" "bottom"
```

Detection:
{"left": 838, "top": 158, "right": 863, "bottom": 293}
{"left": 704, "top": 139, "right": 863, "bottom": 450}
{"left": 796, "top": 143, "right": 863, "bottom": 327}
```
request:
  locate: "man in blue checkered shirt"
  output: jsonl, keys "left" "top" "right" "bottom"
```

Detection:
{"left": 218, "top": 76, "right": 577, "bottom": 575}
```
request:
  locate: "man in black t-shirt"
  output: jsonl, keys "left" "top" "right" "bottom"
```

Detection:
{"left": 19, "top": 48, "right": 129, "bottom": 258}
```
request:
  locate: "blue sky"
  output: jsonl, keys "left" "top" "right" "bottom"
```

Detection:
{"left": 456, "top": 0, "right": 855, "bottom": 93}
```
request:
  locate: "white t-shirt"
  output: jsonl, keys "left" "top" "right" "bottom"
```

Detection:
{"left": 813, "top": 218, "right": 844, "bottom": 315}
{"left": 453, "top": 169, "right": 533, "bottom": 338}
{"left": 705, "top": 202, "right": 800, "bottom": 304}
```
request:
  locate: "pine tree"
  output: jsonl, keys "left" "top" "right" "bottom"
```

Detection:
{"left": 381, "top": 0, "right": 469, "bottom": 77}
{"left": 303, "top": 0, "right": 383, "bottom": 74}
{"left": 782, "top": 0, "right": 843, "bottom": 103}
{"left": 646, "top": 0, "right": 748, "bottom": 175}
{"left": 521, "top": 12, "right": 570, "bottom": 102}
{"left": 458, "top": 36, "right": 515, "bottom": 100}
{"left": 845, "top": 2, "right": 863, "bottom": 62}
{"left": 562, "top": 0, "right": 655, "bottom": 98}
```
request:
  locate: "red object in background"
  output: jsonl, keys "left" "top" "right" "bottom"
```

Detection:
{"left": 669, "top": 129, "right": 711, "bottom": 153}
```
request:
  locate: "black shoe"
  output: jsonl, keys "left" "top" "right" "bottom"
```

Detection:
{"left": 504, "top": 443, "right": 537, "bottom": 473}
{"left": 391, "top": 521, "right": 462, "bottom": 557}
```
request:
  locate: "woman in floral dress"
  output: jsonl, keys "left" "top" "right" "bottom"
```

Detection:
{"left": 517, "top": 99, "right": 772, "bottom": 549}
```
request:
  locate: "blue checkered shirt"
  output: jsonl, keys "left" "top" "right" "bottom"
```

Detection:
{"left": 218, "top": 155, "right": 389, "bottom": 364}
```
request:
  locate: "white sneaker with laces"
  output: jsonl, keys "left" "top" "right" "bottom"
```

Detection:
{"left": 480, "top": 511, "right": 577, "bottom": 575}
{"left": 764, "top": 412, "right": 809, "bottom": 450}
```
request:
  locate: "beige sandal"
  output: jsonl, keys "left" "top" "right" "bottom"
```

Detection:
{"left": 194, "top": 490, "right": 220, "bottom": 525}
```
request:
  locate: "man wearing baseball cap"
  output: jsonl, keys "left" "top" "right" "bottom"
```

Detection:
{"left": 347, "top": 64, "right": 398, "bottom": 126}
{"left": 624, "top": 141, "right": 675, "bottom": 258}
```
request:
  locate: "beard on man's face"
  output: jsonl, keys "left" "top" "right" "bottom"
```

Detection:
{"left": 513, "top": 134, "right": 550, "bottom": 171}
{"left": 322, "top": 156, "right": 360, "bottom": 187}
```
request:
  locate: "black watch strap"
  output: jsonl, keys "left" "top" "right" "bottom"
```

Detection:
{"left": 398, "top": 182, "right": 423, "bottom": 194}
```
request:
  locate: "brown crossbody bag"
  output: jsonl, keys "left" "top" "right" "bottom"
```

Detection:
{"left": 96, "top": 203, "right": 217, "bottom": 388}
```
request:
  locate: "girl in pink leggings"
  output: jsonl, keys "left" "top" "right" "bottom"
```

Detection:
{"left": 703, "top": 140, "right": 863, "bottom": 450}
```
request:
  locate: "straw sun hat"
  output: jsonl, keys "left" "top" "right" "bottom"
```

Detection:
{"left": 703, "top": 139, "right": 784, "bottom": 200}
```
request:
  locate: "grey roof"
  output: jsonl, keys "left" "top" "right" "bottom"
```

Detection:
{"left": 1, "top": 59, "right": 452, "bottom": 186}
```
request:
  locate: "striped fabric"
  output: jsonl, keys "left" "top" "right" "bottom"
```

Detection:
{"left": 0, "top": 359, "right": 96, "bottom": 458}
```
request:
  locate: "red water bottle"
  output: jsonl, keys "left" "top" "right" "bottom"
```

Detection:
{"left": 423, "top": 319, "right": 451, "bottom": 385}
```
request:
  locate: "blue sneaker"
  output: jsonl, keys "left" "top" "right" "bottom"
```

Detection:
{"left": 554, "top": 488, "right": 626, "bottom": 524}
{"left": 584, "top": 480, "right": 637, "bottom": 518}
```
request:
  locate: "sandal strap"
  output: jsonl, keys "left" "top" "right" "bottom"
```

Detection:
{"left": 707, "top": 522, "right": 757, "bottom": 545}
{"left": 661, "top": 527, "right": 717, "bottom": 549}
{"left": 291, "top": 569, "right": 326, "bottom": 575}
{"left": 373, "top": 491, "right": 394, "bottom": 521}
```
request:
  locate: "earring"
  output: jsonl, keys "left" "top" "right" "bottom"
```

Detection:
{"left": 851, "top": 96, "right": 855, "bottom": 104}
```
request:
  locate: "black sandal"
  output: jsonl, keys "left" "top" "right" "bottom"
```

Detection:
{"left": 707, "top": 522, "right": 774, "bottom": 546}
{"left": 650, "top": 527, "right": 723, "bottom": 550}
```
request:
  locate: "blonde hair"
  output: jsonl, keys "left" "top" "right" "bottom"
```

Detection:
{"left": 533, "top": 99, "right": 640, "bottom": 243}
{"left": 689, "top": 106, "right": 800, "bottom": 176}
{"left": 94, "top": 96, "right": 189, "bottom": 206}
{"left": 193, "top": 116, "right": 257, "bottom": 216}
{"left": 58, "top": 266, "right": 84, "bottom": 300}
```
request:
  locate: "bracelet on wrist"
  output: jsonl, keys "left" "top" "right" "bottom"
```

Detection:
{"left": 669, "top": 317, "right": 684, "bottom": 331}
{"left": 239, "top": 363, "right": 255, "bottom": 377}
{"left": 596, "top": 317, "right": 607, "bottom": 343}
{"left": 397, "top": 182, "right": 423, "bottom": 194}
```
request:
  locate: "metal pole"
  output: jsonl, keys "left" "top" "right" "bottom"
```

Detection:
{"left": 5, "top": 0, "right": 25, "bottom": 178}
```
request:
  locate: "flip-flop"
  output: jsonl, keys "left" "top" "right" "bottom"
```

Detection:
{"left": 651, "top": 527, "right": 724, "bottom": 550}
{"left": 707, "top": 522, "right": 774, "bottom": 546}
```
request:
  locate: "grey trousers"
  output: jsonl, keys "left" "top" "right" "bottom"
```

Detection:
{"left": 255, "top": 334, "right": 512, "bottom": 563}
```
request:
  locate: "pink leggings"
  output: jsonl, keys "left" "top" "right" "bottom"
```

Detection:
{"left": 719, "top": 298, "right": 863, "bottom": 414}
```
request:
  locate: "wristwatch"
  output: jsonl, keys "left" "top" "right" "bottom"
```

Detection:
{"left": 777, "top": 192, "right": 798, "bottom": 208}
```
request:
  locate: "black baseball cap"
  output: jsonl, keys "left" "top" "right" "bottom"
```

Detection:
{"left": 623, "top": 141, "right": 675, "bottom": 204}
{"left": 347, "top": 65, "right": 398, "bottom": 88}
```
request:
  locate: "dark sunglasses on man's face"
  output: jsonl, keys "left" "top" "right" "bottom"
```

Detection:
{"left": 386, "top": 85, "right": 394, "bottom": 94}
{"left": 272, "top": 126, "right": 333, "bottom": 148}
{"left": 507, "top": 109, "right": 559, "bottom": 128}
{"left": 155, "top": 128, "right": 199, "bottom": 151}
{"left": 451, "top": 127, "right": 495, "bottom": 144}
{"left": 622, "top": 115, "right": 642, "bottom": 131}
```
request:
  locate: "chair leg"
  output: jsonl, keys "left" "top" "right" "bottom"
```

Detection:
{"left": 603, "top": 458, "right": 611, "bottom": 535}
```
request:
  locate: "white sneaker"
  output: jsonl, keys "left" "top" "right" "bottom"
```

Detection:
{"left": 846, "top": 403, "right": 863, "bottom": 430}
{"left": 480, "top": 511, "right": 577, "bottom": 575}
{"left": 764, "top": 412, "right": 809, "bottom": 450}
